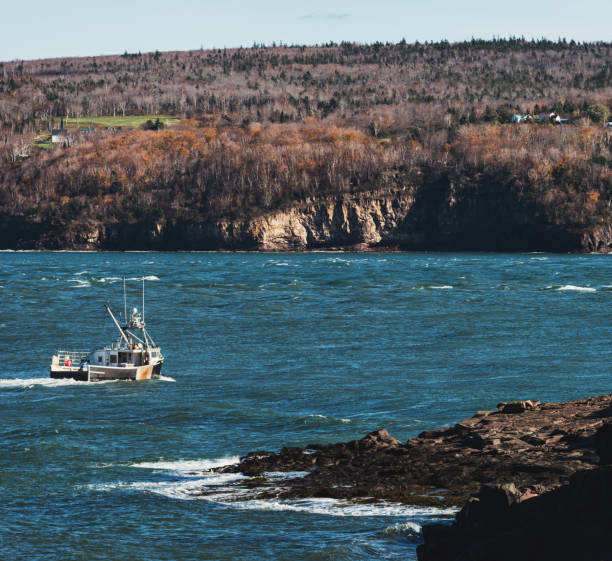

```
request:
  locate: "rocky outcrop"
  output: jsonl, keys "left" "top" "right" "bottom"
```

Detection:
{"left": 417, "top": 467, "right": 612, "bottom": 561}
{"left": 218, "top": 395, "right": 612, "bottom": 506}
{"left": 234, "top": 189, "right": 416, "bottom": 250}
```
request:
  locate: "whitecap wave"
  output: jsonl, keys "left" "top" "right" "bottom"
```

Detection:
{"left": 557, "top": 285, "right": 596, "bottom": 292}
{"left": 69, "top": 278, "right": 91, "bottom": 288}
{"left": 131, "top": 456, "right": 240, "bottom": 473}
{"left": 429, "top": 285, "right": 453, "bottom": 289}
{"left": 382, "top": 521, "right": 422, "bottom": 536}
{"left": 87, "top": 474, "right": 245, "bottom": 500}
{"left": 303, "top": 414, "right": 352, "bottom": 424}
{"left": 158, "top": 375, "right": 176, "bottom": 382}
{"left": 97, "top": 276, "right": 122, "bottom": 283}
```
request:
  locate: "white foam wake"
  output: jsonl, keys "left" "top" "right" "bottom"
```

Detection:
{"left": 0, "top": 377, "right": 116, "bottom": 388}
{"left": 91, "top": 475, "right": 458, "bottom": 517}
{"left": 87, "top": 473, "right": 246, "bottom": 500}
{"left": 203, "top": 497, "right": 458, "bottom": 518}
{"left": 92, "top": 456, "right": 459, "bottom": 519}
{"left": 158, "top": 375, "right": 176, "bottom": 382}
{"left": 131, "top": 456, "right": 241, "bottom": 473}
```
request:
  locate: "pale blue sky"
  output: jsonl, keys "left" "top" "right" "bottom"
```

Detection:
{"left": 1, "top": 0, "right": 610, "bottom": 61}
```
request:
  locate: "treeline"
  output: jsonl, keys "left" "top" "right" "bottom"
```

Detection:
{"left": 1, "top": 38, "right": 612, "bottom": 136}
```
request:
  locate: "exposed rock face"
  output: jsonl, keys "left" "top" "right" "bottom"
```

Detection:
{"left": 1, "top": 180, "right": 597, "bottom": 250}
{"left": 219, "top": 395, "right": 612, "bottom": 506}
{"left": 227, "top": 189, "right": 416, "bottom": 250}
{"left": 417, "top": 467, "right": 612, "bottom": 561}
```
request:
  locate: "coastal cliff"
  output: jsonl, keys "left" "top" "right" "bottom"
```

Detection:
{"left": 1, "top": 179, "right": 598, "bottom": 252}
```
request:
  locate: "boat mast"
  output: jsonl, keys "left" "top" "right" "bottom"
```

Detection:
{"left": 123, "top": 277, "right": 127, "bottom": 324}
{"left": 105, "top": 305, "right": 131, "bottom": 346}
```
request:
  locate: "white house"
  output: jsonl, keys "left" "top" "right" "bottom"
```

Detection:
{"left": 51, "top": 129, "right": 69, "bottom": 145}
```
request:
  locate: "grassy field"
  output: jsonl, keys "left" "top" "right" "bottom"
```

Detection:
{"left": 62, "top": 115, "right": 181, "bottom": 129}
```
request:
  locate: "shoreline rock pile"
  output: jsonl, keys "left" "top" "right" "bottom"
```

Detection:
{"left": 221, "top": 395, "right": 612, "bottom": 506}
{"left": 216, "top": 394, "right": 612, "bottom": 559}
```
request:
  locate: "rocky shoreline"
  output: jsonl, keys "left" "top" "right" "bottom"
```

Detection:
{"left": 215, "top": 394, "right": 612, "bottom": 559}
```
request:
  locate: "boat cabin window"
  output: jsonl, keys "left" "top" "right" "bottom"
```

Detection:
{"left": 110, "top": 355, "right": 117, "bottom": 364}
{"left": 98, "top": 356, "right": 102, "bottom": 363}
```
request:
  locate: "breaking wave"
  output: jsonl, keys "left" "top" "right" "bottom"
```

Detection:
{"left": 303, "top": 413, "right": 352, "bottom": 424}
{"left": 557, "top": 285, "right": 597, "bottom": 293}
{"left": 131, "top": 456, "right": 240, "bottom": 473}
{"left": 382, "top": 521, "right": 423, "bottom": 536}
{"left": 90, "top": 456, "right": 459, "bottom": 519}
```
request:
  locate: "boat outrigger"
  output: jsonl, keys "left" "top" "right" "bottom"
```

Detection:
{"left": 50, "top": 278, "right": 164, "bottom": 382}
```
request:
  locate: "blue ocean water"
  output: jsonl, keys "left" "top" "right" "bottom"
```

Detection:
{"left": 2, "top": 252, "right": 612, "bottom": 560}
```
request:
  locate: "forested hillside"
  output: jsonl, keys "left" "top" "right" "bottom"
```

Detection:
{"left": 1, "top": 39, "right": 612, "bottom": 250}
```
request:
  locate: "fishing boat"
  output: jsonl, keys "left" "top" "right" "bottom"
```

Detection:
{"left": 50, "top": 278, "right": 164, "bottom": 382}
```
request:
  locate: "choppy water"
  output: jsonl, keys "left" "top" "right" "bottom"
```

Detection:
{"left": 2, "top": 251, "right": 612, "bottom": 560}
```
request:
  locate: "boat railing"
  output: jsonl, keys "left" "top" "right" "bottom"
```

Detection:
{"left": 55, "top": 350, "right": 91, "bottom": 364}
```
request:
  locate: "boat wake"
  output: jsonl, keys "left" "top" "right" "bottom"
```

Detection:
{"left": 0, "top": 374, "right": 175, "bottom": 388}
{"left": 0, "top": 377, "right": 116, "bottom": 388}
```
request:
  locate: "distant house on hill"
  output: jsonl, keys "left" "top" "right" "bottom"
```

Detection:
{"left": 51, "top": 129, "right": 69, "bottom": 144}
{"left": 512, "top": 114, "right": 533, "bottom": 123}
{"left": 539, "top": 112, "right": 561, "bottom": 123}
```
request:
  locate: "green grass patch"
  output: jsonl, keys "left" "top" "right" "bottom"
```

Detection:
{"left": 63, "top": 115, "right": 181, "bottom": 129}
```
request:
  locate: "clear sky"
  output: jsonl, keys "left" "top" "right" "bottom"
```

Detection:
{"left": 1, "top": 0, "right": 610, "bottom": 61}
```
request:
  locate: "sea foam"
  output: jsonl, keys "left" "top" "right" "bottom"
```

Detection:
{"left": 557, "top": 285, "right": 596, "bottom": 292}
{"left": 131, "top": 456, "right": 241, "bottom": 473}
{"left": 0, "top": 377, "right": 116, "bottom": 388}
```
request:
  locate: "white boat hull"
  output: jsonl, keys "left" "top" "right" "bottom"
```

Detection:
{"left": 50, "top": 361, "right": 163, "bottom": 382}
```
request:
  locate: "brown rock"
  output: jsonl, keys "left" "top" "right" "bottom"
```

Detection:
{"left": 217, "top": 394, "right": 612, "bottom": 509}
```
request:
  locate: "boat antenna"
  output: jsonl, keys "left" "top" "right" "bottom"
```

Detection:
{"left": 123, "top": 277, "right": 127, "bottom": 324}
{"left": 142, "top": 276, "right": 145, "bottom": 326}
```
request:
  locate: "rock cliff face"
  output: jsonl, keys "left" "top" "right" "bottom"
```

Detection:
{"left": 0, "top": 182, "right": 598, "bottom": 251}
{"left": 417, "top": 468, "right": 612, "bottom": 561}
{"left": 217, "top": 188, "right": 417, "bottom": 250}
